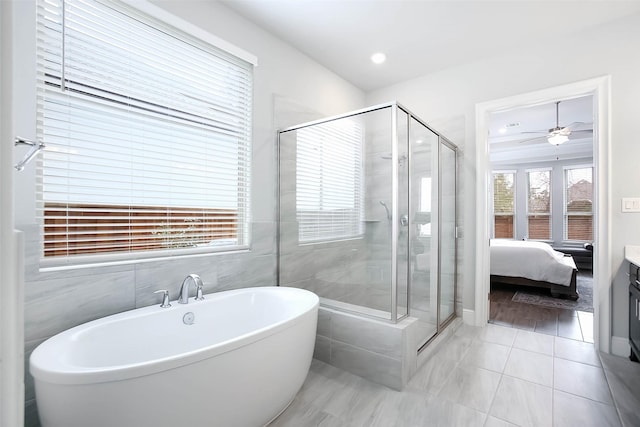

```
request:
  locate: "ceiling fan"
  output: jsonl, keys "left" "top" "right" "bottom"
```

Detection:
{"left": 518, "top": 101, "right": 593, "bottom": 146}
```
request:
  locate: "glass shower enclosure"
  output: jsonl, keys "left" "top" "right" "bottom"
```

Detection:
{"left": 278, "top": 102, "right": 457, "bottom": 349}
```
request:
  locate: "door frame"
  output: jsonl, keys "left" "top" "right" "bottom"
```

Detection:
{"left": 474, "top": 76, "right": 611, "bottom": 352}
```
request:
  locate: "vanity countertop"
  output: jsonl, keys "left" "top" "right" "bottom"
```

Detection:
{"left": 625, "top": 245, "right": 640, "bottom": 266}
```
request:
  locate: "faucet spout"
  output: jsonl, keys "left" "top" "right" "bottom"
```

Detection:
{"left": 178, "top": 274, "right": 204, "bottom": 304}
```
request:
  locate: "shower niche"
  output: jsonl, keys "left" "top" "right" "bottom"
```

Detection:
{"left": 278, "top": 102, "right": 459, "bottom": 389}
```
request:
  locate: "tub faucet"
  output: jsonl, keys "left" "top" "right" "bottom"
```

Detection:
{"left": 178, "top": 274, "right": 205, "bottom": 304}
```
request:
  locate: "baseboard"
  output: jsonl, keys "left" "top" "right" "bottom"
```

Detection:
{"left": 462, "top": 309, "right": 475, "bottom": 325}
{"left": 611, "top": 336, "right": 629, "bottom": 358}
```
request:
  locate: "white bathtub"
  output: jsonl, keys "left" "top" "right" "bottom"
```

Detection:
{"left": 30, "top": 286, "right": 319, "bottom": 427}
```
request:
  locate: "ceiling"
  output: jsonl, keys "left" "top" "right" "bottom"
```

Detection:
{"left": 489, "top": 95, "right": 594, "bottom": 165}
{"left": 220, "top": 0, "right": 640, "bottom": 91}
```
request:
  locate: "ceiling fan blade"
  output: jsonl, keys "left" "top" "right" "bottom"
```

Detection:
{"left": 568, "top": 130, "right": 593, "bottom": 139}
{"left": 517, "top": 135, "right": 547, "bottom": 144}
{"left": 563, "top": 122, "right": 593, "bottom": 132}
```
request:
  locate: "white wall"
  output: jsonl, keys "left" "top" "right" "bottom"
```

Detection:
{"left": 366, "top": 12, "right": 640, "bottom": 340}
{"left": 1, "top": 2, "right": 25, "bottom": 426}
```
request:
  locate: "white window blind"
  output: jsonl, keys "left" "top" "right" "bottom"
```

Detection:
{"left": 564, "top": 166, "right": 593, "bottom": 241}
{"left": 527, "top": 169, "right": 551, "bottom": 240}
{"left": 36, "top": 0, "right": 252, "bottom": 261}
{"left": 492, "top": 171, "right": 515, "bottom": 239}
{"left": 296, "top": 119, "right": 364, "bottom": 243}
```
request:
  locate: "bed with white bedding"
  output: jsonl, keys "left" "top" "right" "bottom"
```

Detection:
{"left": 490, "top": 239, "right": 578, "bottom": 300}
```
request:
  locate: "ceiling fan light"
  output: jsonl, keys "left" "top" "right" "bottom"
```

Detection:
{"left": 548, "top": 134, "right": 568, "bottom": 145}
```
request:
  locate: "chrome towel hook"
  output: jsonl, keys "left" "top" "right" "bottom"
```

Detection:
{"left": 14, "top": 137, "right": 45, "bottom": 171}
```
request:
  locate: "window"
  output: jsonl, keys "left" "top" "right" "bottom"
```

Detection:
{"left": 527, "top": 169, "right": 551, "bottom": 240}
{"left": 36, "top": 0, "right": 253, "bottom": 261}
{"left": 296, "top": 119, "right": 364, "bottom": 243}
{"left": 492, "top": 171, "right": 515, "bottom": 238}
{"left": 564, "top": 166, "right": 593, "bottom": 241}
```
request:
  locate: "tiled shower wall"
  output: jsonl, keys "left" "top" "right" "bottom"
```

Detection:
{"left": 22, "top": 221, "right": 277, "bottom": 426}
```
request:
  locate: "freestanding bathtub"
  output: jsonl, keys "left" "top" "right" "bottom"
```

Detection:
{"left": 30, "top": 286, "right": 319, "bottom": 427}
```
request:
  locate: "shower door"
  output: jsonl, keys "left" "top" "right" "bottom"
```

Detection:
{"left": 439, "top": 140, "right": 457, "bottom": 326}
{"left": 409, "top": 117, "right": 439, "bottom": 348}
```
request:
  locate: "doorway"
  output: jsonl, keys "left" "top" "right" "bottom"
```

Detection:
{"left": 487, "top": 96, "right": 595, "bottom": 342}
{"left": 474, "top": 76, "right": 612, "bottom": 352}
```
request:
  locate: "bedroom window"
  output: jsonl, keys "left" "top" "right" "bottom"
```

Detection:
{"left": 296, "top": 118, "right": 364, "bottom": 243}
{"left": 564, "top": 166, "right": 593, "bottom": 241}
{"left": 527, "top": 169, "right": 551, "bottom": 240}
{"left": 36, "top": 0, "right": 253, "bottom": 263}
{"left": 492, "top": 171, "right": 515, "bottom": 239}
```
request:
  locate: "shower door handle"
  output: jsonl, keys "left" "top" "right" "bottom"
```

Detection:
{"left": 400, "top": 214, "right": 409, "bottom": 227}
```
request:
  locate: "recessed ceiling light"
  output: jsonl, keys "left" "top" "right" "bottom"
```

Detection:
{"left": 498, "top": 127, "right": 507, "bottom": 134}
{"left": 371, "top": 52, "right": 386, "bottom": 64}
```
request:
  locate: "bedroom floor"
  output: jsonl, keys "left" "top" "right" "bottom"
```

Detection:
{"left": 271, "top": 322, "right": 633, "bottom": 427}
{"left": 489, "top": 271, "right": 594, "bottom": 342}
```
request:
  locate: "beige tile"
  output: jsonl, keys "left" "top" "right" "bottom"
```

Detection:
{"left": 406, "top": 352, "right": 457, "bottom": 395}
{"left": 490, "top": 376, "right": 553, "bottom": 427}
{"left": 513, "top": 329, "right": 554, "bottom": 355}
{"left": 437, "top": 334, "right": 474, "bottom": 363}
{"left": 504, "top": 348, "right": 553, "bottom": 387}
{"left": 553, "top": 390, "right": 621, "bottom": 427}
{"left": 554, "top": 336, "right": 601, "bottom": 366}
{"left": 422, "top": 394, "right": 487, "bottom": 427}
{"left": 554, "top": 358, "right": 613, "bottom": 404}
{"left": 484, "top": 416, "right": 518, "bottom": 427}
{"left": 477, "top": 324, "right": 518, "bottom": 347}
{"left": 461, "top": 340, "right": 511, "bottom": 373}
{"left": 439, "top": 365, "right": 502, "bottom": 413}
{"left": 269, "top": 397, "right": 338, "bottom": 427}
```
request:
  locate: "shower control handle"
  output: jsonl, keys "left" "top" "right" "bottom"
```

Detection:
{"left": 400, "top": 214, "right": 409, "bottom": 227}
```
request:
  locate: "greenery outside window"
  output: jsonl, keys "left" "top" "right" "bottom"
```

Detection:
{"left": 527, "top": 169, "right": 551, "bottom": 240}
{"left": 493, "top": 171, "right": 515, "bottom": 239}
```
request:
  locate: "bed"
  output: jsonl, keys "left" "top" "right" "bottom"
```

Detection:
{"left": 490, "top": 239, "right": 578, "bottom": 300}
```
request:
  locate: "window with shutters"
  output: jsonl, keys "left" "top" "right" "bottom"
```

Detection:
{"left": 492, "top": 171, "right": 515, "bottom": 239}
{"left": 527, "top": 169, "right": 551, "bottom": 240}
{"left": 36, "top": 0, "right": 253, "bottom": 263}
{"left": 296, "top": 118, "right": 364, "bottom": 243}
{"left": 564, "top": 166, "right": 593, "bottom": 241}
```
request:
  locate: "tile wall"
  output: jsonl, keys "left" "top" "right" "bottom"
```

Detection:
{"left": 22, "top": 221, "right": 277, "bottom": 426}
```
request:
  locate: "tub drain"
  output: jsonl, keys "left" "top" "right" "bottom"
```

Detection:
{"left": 183, "top": 312, "right": 195, "bottom": 325}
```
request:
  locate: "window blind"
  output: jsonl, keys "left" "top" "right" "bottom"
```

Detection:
{"left": 36, "top": 0, "right": 252, "bottom": 261}
{"left": 296, "top": 119, "right": 364, "bottom": 243}
{"left": 492, "top": 172, "right": 515, "bottom": 239}
{"left": 565, "top": 167, "right": 593, "bottom": 241}
{"left": 527, "top": 169, "right": 551, "bottom": 240}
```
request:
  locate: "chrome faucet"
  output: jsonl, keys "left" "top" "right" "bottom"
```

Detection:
{"left": 178, "top": 274, "right": 205, "bottom": 304}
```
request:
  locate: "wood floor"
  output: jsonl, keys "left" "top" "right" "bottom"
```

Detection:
{"left": 489, "top": 272, "right": 594, "bottom": 343}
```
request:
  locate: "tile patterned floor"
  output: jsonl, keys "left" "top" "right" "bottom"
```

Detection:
{"left": 489, "top": 272, "right": 594, "bottom": 342}
{"left": 271, "top": 323, "right": 631, "bottom": 427}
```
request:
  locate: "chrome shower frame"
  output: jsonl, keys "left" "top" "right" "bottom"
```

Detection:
{"left": 276, "top": 101, "right": 459, "bottom": 327}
